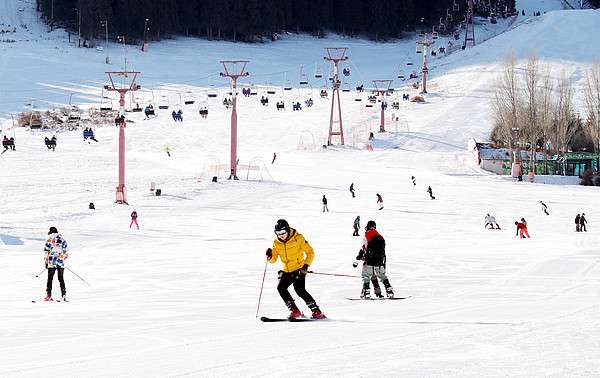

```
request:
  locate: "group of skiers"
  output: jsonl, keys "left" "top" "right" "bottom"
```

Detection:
{"left": 2, "top": 135, "right": 15, "bottom": 152}
{"left": 171, "top": 109, "right": 183, "bottom": 122}
{"left": 575, "top": 213, "right": 587, "bottom": 232}
{"left": 83, "top": 128, "right": 98, "bottom": 142}
{"left": 44, "top": 135, "right": 57, "bottom": 151}
{"left": 265, "top": 217, "right": 394, "bottom": 319}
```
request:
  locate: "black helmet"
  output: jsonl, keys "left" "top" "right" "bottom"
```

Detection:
{"left": 274, "top": 219, "right": 290, "bottom": 233}
{"left": 365, "top": 220, "right": 376, "bottom": 231}
{"left": 48, "top": 226, "right": 58, "bottom": 234}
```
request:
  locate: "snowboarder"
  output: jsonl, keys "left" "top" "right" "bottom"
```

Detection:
{"left": 515, "top": 220, "right": 530, "bottom": 238}
{"left": 322, "top": 195, "right": 329, "bottom": 212}
{"left": 484, "top": 214, "right": 501, "bottom": 229}
{"left": 540, "top": 201, "right": 549, "bottom": 215}
{"left": 575, "top": 214, "right": 581, "bottom": 232}
{"left": 376, "top": 193, "right": 384, "bottom": 210}
{"left": 353, "top": 220, "right": 394, "bottom": 299}
{"left": 265, "top": 219, "right": 325, "bottom": 319}
{"left": 130, "top": 210, "right": 139, "bottom": 230}
{"left": 272, "top": 152, "right": 276, "bottom": 164}
{"left": 580, "top": 213, "right": 587, "bottom": 232}
{"left": 43, "top": 226, "right": 69, "bottom": 301}
{"left": 427, "top": 186, "right": 435, "bottom": 200}
{"left": 411, "top": 176, "right": 416, "bottom": 186}
{"left": 353, "top": 216, "right": 360, "bottom": 236}
{"left": 349, "top": 183, "right": 355, "bottom": 198}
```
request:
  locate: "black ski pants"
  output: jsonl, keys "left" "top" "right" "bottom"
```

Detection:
{"left": 47, "top": 267, "right": 66, "bottom": 296}
{"left": 277, "top": 269, "right": 315, "bottom": 308}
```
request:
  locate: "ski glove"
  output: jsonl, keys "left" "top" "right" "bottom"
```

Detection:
{"left": 352, "top": 261, "right": 359, "bottom": 268}
{"left": 265, "top": 248, "right": 272, "bottom": 258}
{"left": 299, "top": 264, "right": 309, "bottom": 275}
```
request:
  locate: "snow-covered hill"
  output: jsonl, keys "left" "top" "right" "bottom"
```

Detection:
{"left": 2, "top": 1, "right": 600, "bottom": 377}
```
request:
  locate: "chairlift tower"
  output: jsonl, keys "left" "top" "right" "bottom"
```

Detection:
{"left": 416, "top": 37, "right": 434, "bottom": 94}
{"left": 464, "top": 0, "right": 475, "bottom": 48}
{"left": 324, "top": 48, "right": 348, "bottom": 145}
{"left": 372, "top": 80, "right": 393, "bottom": 132}
{"left": 104, "top": 71, "right": 141, "bottom": 204}
{"left": 220, "top": 60, "right": 249, "bottom": 180}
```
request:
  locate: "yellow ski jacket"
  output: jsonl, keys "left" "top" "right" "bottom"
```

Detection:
{"left": 269, "top": 228, "right": 315, "bottom": 272}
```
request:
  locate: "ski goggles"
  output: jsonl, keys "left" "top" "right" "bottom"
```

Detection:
{"left": 275, "top": 230, "right": 288, "bottom": 237}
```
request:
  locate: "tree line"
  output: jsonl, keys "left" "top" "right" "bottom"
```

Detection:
{"left": 490, "top": 56, "right": 600, "bottom": 174}
{"left": 36, "top": 0, "right": 515, "bottom": 43}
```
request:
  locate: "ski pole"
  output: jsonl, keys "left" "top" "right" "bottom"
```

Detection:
{"left": 255, "top": 259, "right": 269, "bottom": 318}
{"left": 307, "top": 271, "right": 361, "bottom": 278}
{"left": 35, "top": 268, "right": 46, "bottom": 278}
{"left": 66, "top": 267, "right": 91, "bottom": 286}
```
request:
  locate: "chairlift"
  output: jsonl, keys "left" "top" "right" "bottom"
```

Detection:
{"left": 68, "top": 107, "right": 81, "bottom": 121}
{"left": 100, "top": 89, "right": 113, "bottom": 111}
{"left": 342, "top": 67, "right": 350, "bottom": 77}
{"left": 267, "top": 85, "right": 276, "bottom": 95}
{"left": 314, "top": 62, "right": 323, "bottom": 79}
{"left": 341, "top": 82, "right": 350, "bottom": 92}
{"left": 397, "top": 72, "right": 406, "bottom": 80}
{"left": 406, "top": 57, "right": 414, "bottom": 66}
{"left": 184, "top": 92, "right": 195, "bottom": 105}
{"left": 158, "top": 96, "right": 170, "bottom": 110}
{"left": 416, "top": 44, "right": 423, "bottom": 54}
{"left": 432, "top": 31, "right": 439, "bottom": 40}
{"left": 299, "top": 65, "right": 309, "bottom": 85}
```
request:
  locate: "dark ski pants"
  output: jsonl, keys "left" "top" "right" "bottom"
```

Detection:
{"left": 353, "top": 226, "right": 359, "bottom": 236}
{"left": 47, "top": 267, "right": 66, "bottom": 296}
{"left": 277, "top": 269, "right": 317, "bottom": 310}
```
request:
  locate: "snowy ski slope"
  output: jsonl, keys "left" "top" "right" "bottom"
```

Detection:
{"left": 2, "top": 1, "right": 600, "bottom": 377}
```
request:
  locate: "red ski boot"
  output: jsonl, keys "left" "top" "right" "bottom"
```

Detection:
{"left": 288, "top": 308, "right": 302, "bottom": 319}
{"left": 43, "top": 295, "right": 53, "bottom": 302}
{"left": 311, "top": 309, "right": 326, "bottom": 319}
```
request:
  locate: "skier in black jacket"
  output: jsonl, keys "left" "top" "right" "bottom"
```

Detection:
{"left": 353, "top": 221, "right": 394, "bottom": 299}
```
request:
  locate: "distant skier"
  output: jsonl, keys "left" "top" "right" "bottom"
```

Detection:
{"left": 353, "top": 215, "right": 360, "bottom": 236}
{"left": 427, "top": 186, "right": 435, "bottom": 200}
{"left": 376, "top": 193, "right": 384, "bottom": 210}
{"left": 171, "top": 110, "right": 177, "bottom": 121}
{"left": 272, "top": 152, "right": 277, "bottom": 164}
{"left": 353, "top": 220, "right": 394, "bottom": 299}
{"left": 177, "top": 109, "right": 183, "bottom": 122}
{"left": 265, "top": 219, "right": 325, "bottom": 319}
{"left": 349, "top": 183, "right": 355, "bottom": 198}
{"left": 484, "top": 214, "right": 501, "bottom": 229}
{"left": 540, "top": 201, "right": 549, "bottom": 215}
{"left": 322, "top": 195, "right": 329, "bottom": 212}
{"left": 165, "top": 146, "right": 171, "bottom": 157}
{"left": 411, "top": 176, "right": 416, "bottom": 186}
{"left": 130, "top": 210, "right": 139, "bottom": 230}
{"left": 515, "top": 220, "right": 530, "bottom": 238}
{"left": 580, "top": 213, "right": 587, "bottom": 232}
{"left": 43, "top": 227, "right": 69, "bottom": 301}
{"left": 575, "top": 214, "right": 581, "bottom": 232}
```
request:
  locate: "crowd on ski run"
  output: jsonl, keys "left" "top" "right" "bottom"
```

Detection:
{"left": 38, "top": 170, "right": 590, "bottom": 320}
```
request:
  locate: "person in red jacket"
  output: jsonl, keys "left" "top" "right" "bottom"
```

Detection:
{"left": 515, "top": 220, "right": 530, "bottom": 238}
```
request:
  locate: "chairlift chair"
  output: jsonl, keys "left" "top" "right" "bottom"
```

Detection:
{"left": 341, "top": 82, "right": 350, "bottom": 92}
{"left": 184, "top": 92, "right": 195, "bottom": 105}
{"left": 406, "top": 57, "right": 414, "bottom": 66}
{"left": 416, "top": 44, "right": 423, "bottom": 54}
{"left": 158, "top": 96, "right": 170, "bottom": 110}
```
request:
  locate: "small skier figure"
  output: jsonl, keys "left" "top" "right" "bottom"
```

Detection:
{"left": 353, "top": 215, "right": 360, "bottom": 236}
{"left": 171, "top": 110, "right": 177, "bottom": 121}
{"left": 130, "top": 210, "right": 139, "bottom": 230}
{"left": 265, "top": 219, "right": 325, "bottom": 319}
{"left": 177, "top": 109, "right": 183, "bottom": 122}
{"left": 575, "top": 214, "right": 581, "bottom": 232}
{"left": 272, "top": 152, "right": 277, "bottom": 164}
{"left": 580, "top": 213, "right": 587, "bottom": 232}
{"left": 411, "top": 176, "right": 416, "bottom": 186}
{"left": 427, "top": 186, "right": 435, "bottom": 200}
{"left": 353, "top": 220, "right": 394, "bottom": 299}
{"left": 376, "top": 193, "right": 384, "bottom": 210}
{"left": 165, "top": 146, "right": 171, "bottom": 157}
{"left": 349, "top": 183, "right": 355, "bottom": 198}
{"left": 484, "top": 214, "right": 501, "bottom": 229}
{"left": 43, "top": 226, "right": 69, "bottom": 301}
{"left": 515, "top": 220, "right": 530, "bottom": 238}
{"left": 540, "top": 201, "right": 549, "bottom": 215}
{"left": 322, "top": 195, "right": 329, "bottom": 212}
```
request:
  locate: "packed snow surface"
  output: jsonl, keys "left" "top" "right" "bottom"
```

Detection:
{"left": 1, "top": 1, "right": 600, "bottom": 377}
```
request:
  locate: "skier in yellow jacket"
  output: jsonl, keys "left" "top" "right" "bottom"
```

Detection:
{"left": 266, "top": 219, "right": 326, "bottom": 319}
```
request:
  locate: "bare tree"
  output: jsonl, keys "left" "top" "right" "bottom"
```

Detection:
{"left": 490, "top": 54, "right": 522, "bottom": 161}
{"left": 583, "top": 62, "right": 600, "bottom": 152}
{"left": 537, "top": 66, "right": 554, "bottom": 173}
{"left": 522, "top": 55, "right": 540, "bottom": 173}
{"left": 553, "top": 71, "right": 575, "bottom": 154}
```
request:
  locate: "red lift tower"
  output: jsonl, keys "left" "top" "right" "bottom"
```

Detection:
{"left": 220, "top": 60, "right": 249, "bottom": 180}
{"left": 416, "top": 36, "right": 434, "bottom": 94}
{"left": 324, "top": 48, "right": 348, "bottom": 145}
{"left": 464, "top": 0, "right": 475, "bottom": 48}
{"left": 372, "top": 80, "right": 393, "bottom": 132}
{"left": 104, "top": 71, "right": 141, "bottom": 204}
